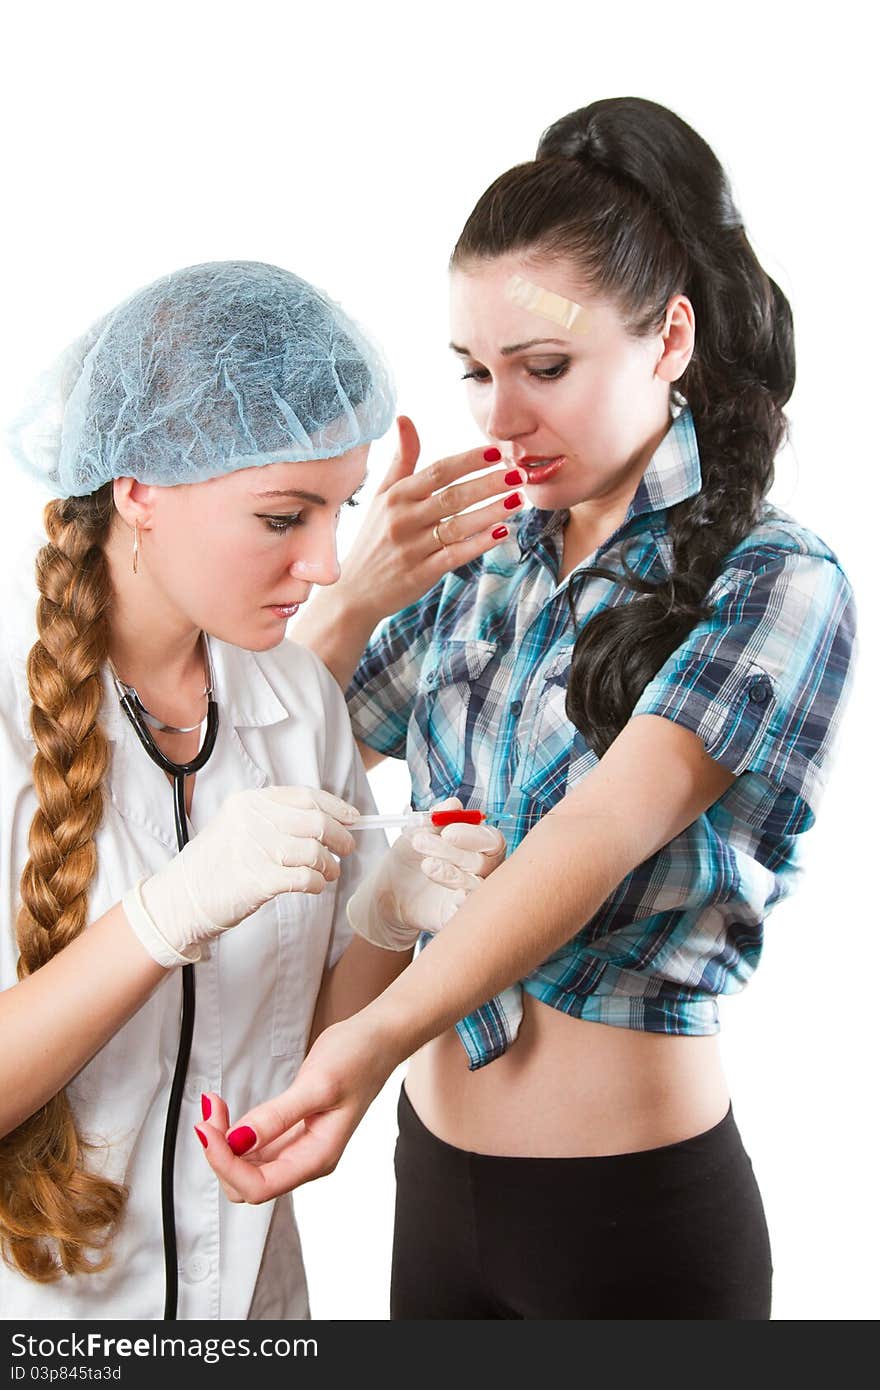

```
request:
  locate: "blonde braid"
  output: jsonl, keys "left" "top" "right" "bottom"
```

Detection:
{"left": 0, "top": 486, "right": 129, "bottom": 1281}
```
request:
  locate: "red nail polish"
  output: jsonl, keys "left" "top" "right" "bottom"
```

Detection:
{"left": 492, "top": 526, "right": 508, "bottom": 540}
{"left": 503, "top": 493, "right": 522, "bottom": 510}
{"left": 194, "top": 1126, "right": 208, "bottom": 1148}
{"left": 201, "top": 1094, "right": 212, "bottom": 1121}
{"left": 504, "top": 470, "right": 522, "bottom": 486}
{"left": 228, "top": 1125, "right": 257, "bottom": 1156}
{"left": 483, "top": 447, "right": 501, "bottom": 462}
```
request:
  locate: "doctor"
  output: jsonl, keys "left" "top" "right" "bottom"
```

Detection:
{"left": 0, "top": 259, "right": 504, "bottom": 1320}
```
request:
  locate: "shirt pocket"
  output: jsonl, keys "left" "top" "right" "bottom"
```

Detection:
{"left": 270, "top": 886, "right": 336, "bottom": 1058}
{"left": 518, "top": 647, "right": 596, "bottom": 808}
{"left": 411, "top": 639, "right": 498, "bottom": 800}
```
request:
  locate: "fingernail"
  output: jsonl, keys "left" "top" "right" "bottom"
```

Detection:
{"left": 201, "top": 1094, "right": 212, "bottom": 1121}
{"left": 503, "top": 493, "right": 522, "bottom": 510}
{"left": 504, "top": 470, "right": 523, "bottom": 486}
{"left": 228, "top": 1125, "right": 257, "bottom": 1156}
{"left": 483, "top": 447, "right": 501, "bottom": 462}
{"left": 491, "top": 526, "right": 508, "bottom": 540}
{"left": 194, "top": 1126, "right": 208, "bottom": 1149}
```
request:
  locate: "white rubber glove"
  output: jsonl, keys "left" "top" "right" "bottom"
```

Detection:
{"left": 346, "top": 799, "right": 507, "bottom": 951}
{"left": 122, "top": 786, "right": 359, "bottom": 969}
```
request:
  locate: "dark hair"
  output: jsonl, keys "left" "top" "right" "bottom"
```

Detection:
{"left": 451, "top": 97, "right": 795, "bottom": 756}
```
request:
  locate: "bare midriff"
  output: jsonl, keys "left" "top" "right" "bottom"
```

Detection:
{"left": 404, "top": 993, "right": 730, "bottom": 1157}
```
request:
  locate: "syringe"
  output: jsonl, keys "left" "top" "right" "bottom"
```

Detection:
{"left": 350, "top": 809, "right": 518, "bottom": 832}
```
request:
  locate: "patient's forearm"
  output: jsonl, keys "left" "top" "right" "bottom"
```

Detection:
{"left": 355, "top": 715, "right": 734, "bottom": 1068}
{"left": 309, "top": 934, "right": 412, "bottom": 1045}
{"left": 359, "top": 809, "right": 627, "bottom": 1063}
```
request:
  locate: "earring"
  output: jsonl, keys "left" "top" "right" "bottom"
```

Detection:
{"left": 132, "top": 522, "right": 140, "bottom": 576}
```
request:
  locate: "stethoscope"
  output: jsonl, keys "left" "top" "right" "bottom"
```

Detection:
{"left": 108, "top": 633, "right": 219, "bottom": 1322}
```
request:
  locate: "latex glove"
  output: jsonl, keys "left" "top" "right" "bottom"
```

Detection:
{"left": 122, "top": 786, "right": 359, "bottom": 969}
{"left": 346, "top": 799, "right": 506, "bottom": 951}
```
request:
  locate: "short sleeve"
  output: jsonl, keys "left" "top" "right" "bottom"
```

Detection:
{"left": 631, "top": 549, "right": 856, "bottom": 817}
{"left": 346, "top": 583, "right": 444, "bottom": 759}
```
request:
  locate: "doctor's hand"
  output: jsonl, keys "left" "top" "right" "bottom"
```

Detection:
{"left": 195, "top": 1010, "right": 401, "bottom": 1202}
{"left": 346, "top": 797, "right": 507, "bottom": 951}
{"left": 332, "top": 416, "right": 526, "bottom": 625}
{"left": 122, "top": 786, "right": 358, "bottom": 969}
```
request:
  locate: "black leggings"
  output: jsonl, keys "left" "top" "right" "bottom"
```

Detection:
{"left": 391, "top": 1085, "right": 772, "bottom": 1320}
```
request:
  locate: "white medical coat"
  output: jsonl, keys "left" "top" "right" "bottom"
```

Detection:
{"left": 0, "top": 562, "right": 387, "bottom": 1320}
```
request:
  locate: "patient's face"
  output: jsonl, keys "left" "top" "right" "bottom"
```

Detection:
{"left": 450, "top": 253, "right": 677, "bottom": 515}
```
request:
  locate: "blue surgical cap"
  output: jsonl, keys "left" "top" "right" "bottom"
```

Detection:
{"left": 9, "top": 260, "right": 396, "bottom": 498}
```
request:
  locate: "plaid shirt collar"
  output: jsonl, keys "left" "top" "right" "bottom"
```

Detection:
{"left": 516, "top": 405, "right": 703, "bottom": 559}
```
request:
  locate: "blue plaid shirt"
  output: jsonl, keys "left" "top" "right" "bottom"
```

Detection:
{"left": 347, "top": 409, "right": 856, "bottom": 1068}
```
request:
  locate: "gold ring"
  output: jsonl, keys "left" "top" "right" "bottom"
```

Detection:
{"left": 432, "top": 522, "right": 446, "bottom": 549}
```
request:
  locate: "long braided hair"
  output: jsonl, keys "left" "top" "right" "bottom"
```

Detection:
{"left": 0, "top": 483, "right": 129, "bottom": 1280}
{"left": 452, "top": 97, "right": 795, "bottom": 756}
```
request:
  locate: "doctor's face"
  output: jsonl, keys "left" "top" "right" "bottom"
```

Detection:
{"left": 137, "top": 446, "right": 369, "bottom": 650}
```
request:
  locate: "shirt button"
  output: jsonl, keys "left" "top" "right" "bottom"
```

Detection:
{"left": 510, "top": 700, "right": 523, "bottom": 716}
{"left": 184, "top": 1077, "right": 210, "bottom": 1103}
{"left": 748, "top": 678, "right": 772, "bottom": 705}
{"left": 183, "top": 1255, "right": 211, "bottom": 1283}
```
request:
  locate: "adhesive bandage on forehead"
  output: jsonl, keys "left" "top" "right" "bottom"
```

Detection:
{"left": 504, "top": 274, "right": 591, "bottom": 335}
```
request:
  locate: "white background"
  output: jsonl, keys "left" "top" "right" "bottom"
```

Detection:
{"left": 1, "top": 1, "right": 875, "bottom": 1321}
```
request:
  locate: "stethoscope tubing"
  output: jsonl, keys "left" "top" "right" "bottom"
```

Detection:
{"left": 116, "top": 691, "right": 220, "bottom": 1321}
